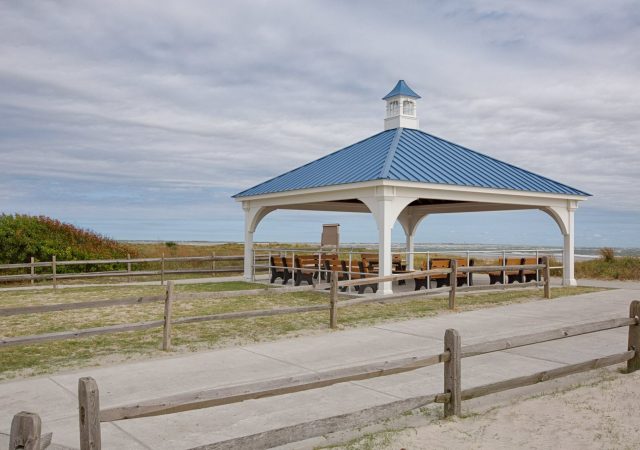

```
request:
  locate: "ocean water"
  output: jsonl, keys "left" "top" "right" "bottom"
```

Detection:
{"left": 124, "top": 240, "right": 640, "bottom": 260}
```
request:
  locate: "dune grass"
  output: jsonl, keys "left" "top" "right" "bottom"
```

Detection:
{"left": 575, "top": 257, "right": 640, "bottom": 281}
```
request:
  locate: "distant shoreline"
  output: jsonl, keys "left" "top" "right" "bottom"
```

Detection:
{"left": 121, "top": 241, "right": 640, "bottom": 258}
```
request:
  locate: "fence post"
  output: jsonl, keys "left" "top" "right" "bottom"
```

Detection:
{"left": 212, "top": 252, "right": 216, "bottom": 275}
{"left": 252, "top": 247, "right": 256, "bottom": 282}
{"left": 628, "top": 300, "right": 640, "bottom": 373}
{"left": 448, "top": 259, "right": 457, "bottom": 310}
{"left": 426, "top": 251, "right": 430, "bottom": 289}
{"left": 160, "top": 252, "right": 165, "bottom": 286}
{"left": 466, "top": 251, "right": 470, "bottom": 286}
{"left": 78, "top": 377, "right": 101, "bottom": 450}
{"left": 443, "top": 328, "right": 461, "bottom": 417}
{"left": 52, "top": 255, "right": 57, "bottom": 290}
{"left": 329, "top": 273, "right": 338, "bottom": 329}
{"left": 347, "top": 251, "right": 352, "bottom": 294}
{"left": 291, "top": 251, "right": 296, "bottom": 286}
{"left": 163, "top": 281, "right": 175, "bottom": 351}
{"left": 502, "top": 250, "right": 507, "bottom": 287}
{"left": 543, "top": 256, "right": 551, "bottom": 299}
{"left": 127, "top": 253, "right": 131, "bottom": 283}
{"left": 30, "top": 256, "right": 35, "bottom": 285}
{"left": 9, "top": 411, "right": 41, "bottom": 450}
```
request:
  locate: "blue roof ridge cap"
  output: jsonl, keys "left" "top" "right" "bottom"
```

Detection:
{"left": 233, "top": 129, "right": 392, "bottom": 198}
{"left": 406, "top": 128, "right": 591, "bottom": 197}
{"left": 380, "top": 128, "right": 403, "bottom": 179}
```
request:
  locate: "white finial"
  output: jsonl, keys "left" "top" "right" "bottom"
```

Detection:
{"left": 382, "top": 80, "right": 420, "bottom": 131}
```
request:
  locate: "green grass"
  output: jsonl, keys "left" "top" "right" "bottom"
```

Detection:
{"left": 0, "top": 285, "right": 603, "bottom": 380}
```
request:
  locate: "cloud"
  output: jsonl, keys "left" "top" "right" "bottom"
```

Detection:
{"left": 1, "top": 0, "right": 639, "bottom": 243}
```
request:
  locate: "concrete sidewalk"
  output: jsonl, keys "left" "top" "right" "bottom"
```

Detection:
{"left": 0, "top": 289, "right": 636, "bottom": 449}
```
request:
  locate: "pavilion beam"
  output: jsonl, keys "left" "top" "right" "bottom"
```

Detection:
{"left": 276, "top": 202, "right": 370, "bottom": 213}
{"left": 407, "top": 202, "right": 538, "bottom": 215}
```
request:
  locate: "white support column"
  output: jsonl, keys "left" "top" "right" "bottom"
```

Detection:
{"left": 398, "top": 209, "right": 428, "bottom": 272}
{"left": 377, "top": 198, "right": 394, "bottom": 295}
{"left": 405, "top": 232, "right": 415, "bottom": 271}
{"left": 243, "top": 206, "right": 255, "bottom": 281}
{"left": 563, "top": 206, "right": 577, "bottom": 286}
{"left": 242, "top": 203, "right": 275, "bottom": 282}
{"left": 541, "top": 204, "right": 577, "bottom": 287}
{"left": 361, "top": 189, "right": 417, "bottom": 296}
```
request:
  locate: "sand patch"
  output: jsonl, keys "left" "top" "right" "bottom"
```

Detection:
{"left": 337, "top": 369, "right": 640, "bottom": 449}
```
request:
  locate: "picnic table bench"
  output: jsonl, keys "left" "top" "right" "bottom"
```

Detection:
{"left": 489, "top": 257, "right": 523, "bottom": 284}
{"left": 414, "top": 257, "right": 474, "bottom": 290}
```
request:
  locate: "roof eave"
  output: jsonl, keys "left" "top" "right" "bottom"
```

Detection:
{"left": 233, "top": 178, "right": 590, "bottom": 203}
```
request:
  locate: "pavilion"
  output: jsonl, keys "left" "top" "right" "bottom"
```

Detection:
{"left": 233, "top": 80, "right": 590, "bottom": 294}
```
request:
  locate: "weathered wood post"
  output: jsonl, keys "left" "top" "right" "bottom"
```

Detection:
{"left": 628, "top": 300, "right": 640, "bottom": 373}
{"left": 448, "top": 259, "right": 457, "bottom": 310}
{"left": 9, "top": 411, "right": 41, "bottom": 450}
{"left": 502, "top": 250, "right": 507, "bottom": 287}
{"left": 30, "top": 256, "right": 35, "bottom": 285}
{"left": 329, "top": 272, "right": 338, "bottom": 329}
{"left": 52, "top": 255, "right": 57, "bottom": 289}
{"left": 160, "top": 253, "right": 165, "bottom": 286}
{"left": 212, "top": 252, "right": 216, "bottom": 275}
{"left": 78, "top": 377, "right": 101, "bottom": 450}
{"left": 543, "top": 256, "right": 551, "bottom": 299}
{"left": 163, "top": 281, "right": 175, "bottom": 351}
{"left": 443, "top": 328, "right": 461, "bottom": 417}
{"left": 127, "top": 253, "right": 131, "bottom": 283}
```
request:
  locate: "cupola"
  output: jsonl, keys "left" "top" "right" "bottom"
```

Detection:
{"left": 382, "top": 80, "right": 421, "bottom": 130}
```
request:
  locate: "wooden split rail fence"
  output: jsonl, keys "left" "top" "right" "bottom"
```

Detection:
{"left": 332, "top": 257, "right": 552, "bottom": 323}
{"left": 0, "top": 254, "right": 267, "bottom": 287}
{"left": 1, "top": 260, "right": 552, "bottom": 349}
{"left": 9, "top": 301, "right": 639, "bottom": 449}
{"left": 0, "top": 283, "right": 320, "bottom": 349}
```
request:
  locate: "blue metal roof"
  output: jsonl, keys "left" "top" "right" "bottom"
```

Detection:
{"left": 382, "top": 80, "right": 421, "bottom": 100}
{"left": 234, "top": 127, "right": 590, "bottom": 198}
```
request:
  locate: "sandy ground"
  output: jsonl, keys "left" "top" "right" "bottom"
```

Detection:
{"left": 337, "top": 369, "right": 640, "bottom": 450}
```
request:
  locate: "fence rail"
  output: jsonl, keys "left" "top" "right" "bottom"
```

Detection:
{"left": 0, "top": 254, "right": 268, "bottom": 287}
{"left": 10, "top": 300, "right": 634, "bottom": 449}
{"left": 0, "top": 283, "right": 320, "bottom": 348}
{"left": 254, "top": 246, "right": 563, "bottom": 286}
{"left": 0, "top": 260, "right": 552, "bottom": 348}
{"left": 97, "top": 300, "right": 640, "bottom": 449}
{"left": 330, "top": 258, "right": 551, "bottom": 318}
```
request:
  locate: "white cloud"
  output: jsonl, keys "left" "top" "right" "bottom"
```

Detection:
{"left": 1, "top": 0, "right": 638, "bottom": 242}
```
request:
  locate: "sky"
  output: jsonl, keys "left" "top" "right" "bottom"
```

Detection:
{"left": 1, "top": 0, "right": 639, "bottom": 248}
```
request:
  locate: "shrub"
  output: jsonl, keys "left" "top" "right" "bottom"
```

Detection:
{"left": 0, "top": 214, "right": 135, "bottom": 271}
{"left": 165, "top": 241, "right": 177, "bottom": 248}
{"left": 599, "top": 247, "right": 615, "bottom": 262}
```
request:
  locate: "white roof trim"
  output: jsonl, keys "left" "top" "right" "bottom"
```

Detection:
{"left": 234, "top": 178, "right": 588, "bottom": 204}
